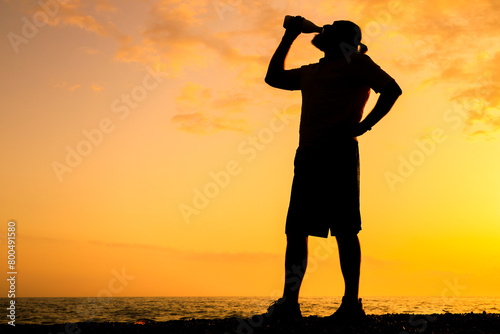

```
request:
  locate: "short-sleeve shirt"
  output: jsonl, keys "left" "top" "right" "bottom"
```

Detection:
{"left": 286, "top": 52, "right": 395, "bottom": 147}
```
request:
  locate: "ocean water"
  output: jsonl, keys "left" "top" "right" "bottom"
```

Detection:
{"left": 2, "top": 296, "right": 499, "bottom": 325}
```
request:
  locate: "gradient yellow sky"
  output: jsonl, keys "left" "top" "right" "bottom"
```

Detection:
{"left": 1, "top": 0, "right": 499, "bottom": 298}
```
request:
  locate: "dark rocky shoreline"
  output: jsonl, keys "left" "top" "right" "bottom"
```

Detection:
{"left": 3, "top": 313, "right": 500, "bottom": 333}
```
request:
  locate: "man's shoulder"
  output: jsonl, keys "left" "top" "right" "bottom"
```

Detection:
{"left": 302, "top": 53, "right": 377, "bottom": 67}
{"left": 300, "top": 61, "right": 321, "bottom": 70}
{"left": 298, "top": 53, "right": 383, "bottom": 78}
{"left": 348, "top": 52, "right": 386, "bottom": 74}
{"left": 349, "top": 52, "right": 376, "bottom": 65}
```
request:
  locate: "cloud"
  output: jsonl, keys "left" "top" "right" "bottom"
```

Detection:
{"left": 79, "top": 46, "right": 102, "bottom": 55}
{"left": 55, "top": 81, "right": 81, "bottom": 91}
{"left": 91, "top": 82, "right": 105, "bottom": 93}
{"left": 359, "top": 0, "right": 500, "bottom": 137}
{"left": 113, "top": 0, "right": 277, "bottom": 73}
{"left": 40, "top": 1, "right": 103, "bottom": 34}
{"left": 93, "top": 0, "right": 116, "bottom": 13}
{"left": 10, "top": 0, "right": 277, "bottom": 134}
{"left": 114, "top": 0, "right": 297, "bottom": 134}
{"left": 114, "top": 0, "right": 211, "bottom": 69}
{"left": 54, "top": 81, "right": 108, "bottom": 93}
{"left": 325, "top": 0, "right": 500, "bottom": 139}
{"left": 30, "top": 0, "right": 126, "bottom": 45}
{"left": 171, "top": 82, "right": 251, "bottom": 134}
{"left": 26, "top": 0, "right": 500, "bottom": 137}
{"left": 126, "top": 0, "right": 500, "bottom": 137}
{"left": 171, "top": 113, "right": 249, "bottom": 134}
{"left": 449, "top": 52, "right": 500, "bottom": 137}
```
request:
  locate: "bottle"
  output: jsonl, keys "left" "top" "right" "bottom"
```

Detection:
{"left": 283, "top": 15, "right": 322, "bottom": 34}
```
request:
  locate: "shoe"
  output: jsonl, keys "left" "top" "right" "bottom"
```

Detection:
{"left": 326, "top": 297, "right": 366, "bottom": 325}
{"left": 254, "top": 298, "right": 302, "bottom": 325}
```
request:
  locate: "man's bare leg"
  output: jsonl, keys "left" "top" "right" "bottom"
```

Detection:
{"left": 336, "top": 234, "right": 361, "bottom": 302}
{"left": 283, "top": 234, "right": 308, "bottom": 304}
{"left": 326, "top": 234, "right": 365, "bottom": 323}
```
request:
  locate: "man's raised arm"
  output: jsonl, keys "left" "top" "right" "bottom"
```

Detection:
{"left": 265, "top": 18, "right": 302, "bottom": 90}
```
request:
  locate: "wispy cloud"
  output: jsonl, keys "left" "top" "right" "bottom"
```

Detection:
{"left": 54, "top": 81, "right": 107, "bottom": 93}
{"left": 42, "top": 0, "right": 112, "bottom": 36}
{"left": 91, "top": 82, "right": 105, "bottom": 93}
{"left": 13, "top": 0, "right": 291, "bottom": 134}
{"left": 171, "top": 82, "right": 251, "bottom": 134}
{"left": 384, "top": 0, "right": 500, "bottom": 136}
{"left": 93, "top": 0, "right": 116, "bottom": 13}
{"left": 16, "top": 0, "right": 500, "bottom": 137}
{"left": 79, "top": 46, "right": 102, "bottom": 55}
{"left": 113, "top": 0, "right": 275, "bottom": 71}
{"left": 54, "top": 81, "right": 81, "bottom": 91}
{"left": 121, "top": 1, "right": 287, "bottom": 134}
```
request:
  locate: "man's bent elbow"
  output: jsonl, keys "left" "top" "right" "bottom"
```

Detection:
{"left": 264, "top": 75, "right": 274, "bottom": 87}
{"left": 393, "top": 81, "right": 403, "bottom": 97}
{"left": 265, "top": 73, "right": 280, "bottom": 88}
{"left": 384, "top": 80, "right": 403, "bottom": 98}
{"left": 265, "top": 76, "right": 286, "bottom": 90}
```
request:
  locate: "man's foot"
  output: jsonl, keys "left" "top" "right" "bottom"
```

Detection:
{"left": 254, "top": 298, "right": 302, "bottom": 325}
{"left": 326, "top": 297, "right": 366, "bottom": 325}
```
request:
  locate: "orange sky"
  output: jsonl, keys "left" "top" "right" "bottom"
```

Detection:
{"left": 1, "top": 0, "right": 499, "bottom": 298}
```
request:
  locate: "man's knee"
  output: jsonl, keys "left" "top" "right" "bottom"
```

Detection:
{"left": 335, "top": 233, "right": 359, "bottom": 246}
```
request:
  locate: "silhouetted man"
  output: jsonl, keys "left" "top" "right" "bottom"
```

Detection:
{"left": 261, "top": 17, "right": 402, "bottom": 324}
